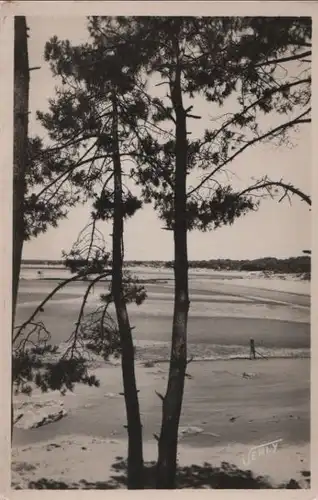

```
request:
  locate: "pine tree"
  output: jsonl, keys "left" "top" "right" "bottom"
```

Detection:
{"left": 100, "top": 16, "right": 311, "bottom": 488}
{"left": 17, "top": 16, "right": 311, "bottom": 489}
{"left": 18, "top": 21, "right": 159, "bottom": 487}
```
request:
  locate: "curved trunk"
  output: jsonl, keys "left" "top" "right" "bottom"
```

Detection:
{"left": 156, "top": 56, "right": 189, "bottom": 489}
{"left": 111, "top": 94, "right": 144, "bottom": 489}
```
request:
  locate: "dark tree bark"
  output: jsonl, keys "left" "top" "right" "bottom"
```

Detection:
{"left": 111, "top": 93, "right": 144, "bottom": 489}
{"left": 13, "top": 16, "right": 29, "bottom": 325}
{"left": 12, "top": 16, "right": 30, "bottom": 439}
{"left": 156, "top": 43, "right": 190, "bottom": 489}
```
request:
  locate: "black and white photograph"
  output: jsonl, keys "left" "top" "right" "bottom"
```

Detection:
{"left": 3, "top": 3, "right": 314, "bottom": 492}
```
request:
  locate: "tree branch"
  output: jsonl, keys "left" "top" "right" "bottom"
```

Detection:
{"left": 66, "top": 270, "right": 112, "bottom": 358}
{"left": 238, "top": 180, "right": 311, "bottom": 206}
{"left": 196, "top": 78, "right": 310, "bottom": 155}
{"left": 253, "top": 50, "right": 311, "bottom": 68}
{"left": 13, "top": 272, "right": 87, "bottom": 343}
{"left": 188, "top": 107, "right": 311, "bottom": 197}
{"left": 34, "top": 152, "right": 109, "bottom": 202}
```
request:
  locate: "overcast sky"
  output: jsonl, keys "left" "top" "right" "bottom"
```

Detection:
{"left": 22, "top": 17, "right": 311, "bottom": 261}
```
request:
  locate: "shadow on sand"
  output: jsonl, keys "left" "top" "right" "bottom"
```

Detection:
{"left": 23, "top": 457, "right": 309, "bottom": 490}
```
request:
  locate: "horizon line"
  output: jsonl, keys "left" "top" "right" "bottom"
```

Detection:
{"left": 21, "top": 255, "right": 310, "bottom": 263}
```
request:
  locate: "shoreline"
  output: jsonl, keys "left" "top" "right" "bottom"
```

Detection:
{"left": 19, "top": 268, "right": 311, "bottom": 297}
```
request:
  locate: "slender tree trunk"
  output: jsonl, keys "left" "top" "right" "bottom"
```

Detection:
{"left": 13, "top": 16, "right": 29, "bottom": 328}
{"left": 12, "top": 16, "right": 30, "bottom": 440}
{"left": 156, "top": 52, "right": 190, "bottom": 489}
{"left": 111, "top": 93, "right": 144, "bottom": 489}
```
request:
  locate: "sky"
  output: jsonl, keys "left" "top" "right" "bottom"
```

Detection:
{"left": 22, "top": 17, "right": 312, "bottom": 262}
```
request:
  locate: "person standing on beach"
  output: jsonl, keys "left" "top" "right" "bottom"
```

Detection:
{"left": 250, "top": 338, "right": 256, "bottom": 359}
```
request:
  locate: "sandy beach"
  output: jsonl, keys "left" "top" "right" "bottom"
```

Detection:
{"left": 12, "top": 358, "right": 310, "bottom": 489}
{"left": 12, "top": 271, "right": 310, "bottom": 489}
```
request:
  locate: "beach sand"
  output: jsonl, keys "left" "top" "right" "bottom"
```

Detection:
{"left": 12, "top": 358, "right": 310, "bottom": 489}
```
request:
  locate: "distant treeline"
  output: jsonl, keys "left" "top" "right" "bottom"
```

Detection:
{"left": 22, "top": 256, "right": 310, "bottom": 274}
{"left": 22, "top": 260, "right": 65, "bottom": 266}
{"left": 163, "top": 256, "right": 311, "bottom": 274}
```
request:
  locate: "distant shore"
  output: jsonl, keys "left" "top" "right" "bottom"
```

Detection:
{"left": 21, "top": 254, "right": 310, "bottom": 276}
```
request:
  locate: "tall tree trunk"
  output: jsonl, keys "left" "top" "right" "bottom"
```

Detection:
{"left": 13, "top": 16, "right": 29, "bottom": 327}
{"left": 111, "top": 93, "right": 144, "bottom": 489}
{"left": 12, "top": 16, "right": 30, "bottom": 439}
{"left": 156, "top": 52, "right": 189, "bottom": 489}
